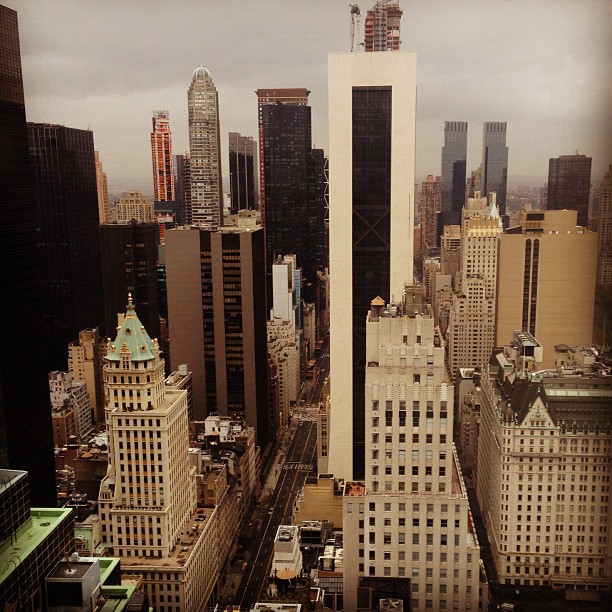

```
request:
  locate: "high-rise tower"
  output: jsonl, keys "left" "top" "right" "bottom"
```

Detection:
{"left": 188, "top": 66, "right": 223, "bottom": 226}
{"left": 439, "top": 121, "right": 467, "bottom": 240}
{"left": 228, "top": 132, "right": 257, "bottom": 213}
{"left": 328, "top": 51, "right": 416, "bottom": 480}
{"left": 150, "top": 110, "right": 175, "bottom": 203}
{"left": 165, "top": 213, "right": 270, "bottom": 446}
{"left": 94, "top": 150, "right": 110, "bottom": 224}
{"left": 0, "top": 5, "right": 56, "bottom": 505}
{"left": 597, "top": 166, "right": 612, "bottom": 286}
{"left": 481, "top": 121, "right": 508, "bottom": 219}
{"left": 546, "top": 153, "right": 592, "bottom": 228}
{"left": 363, "top": 0, "right": 403, "bottom": 52}
{"left": 28, "top": 122, "right": 105, "bottom": 371}
{"left": 256, "top": 88, "right": 326, "bottom": 301}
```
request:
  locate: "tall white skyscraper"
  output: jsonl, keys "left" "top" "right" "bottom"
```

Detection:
{"left": 328, "top": 51, "right": 416, "bottom": 480}
{"left": 188, "top": 66, "right": 223, "bottom": 226}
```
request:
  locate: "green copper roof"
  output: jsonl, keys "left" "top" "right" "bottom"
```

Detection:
{"left": 106, "top": 295, "right": 156, "bottom": 362}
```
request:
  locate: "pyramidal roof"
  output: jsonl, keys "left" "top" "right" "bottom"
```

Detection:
{"left": 488, "top": 199, "right": 500, "bottom": 220}
{"left": 106, "top": 295, "right": 156, "bottom": 362}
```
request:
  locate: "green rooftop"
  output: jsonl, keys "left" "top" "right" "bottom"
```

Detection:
{"left": 105, "top": 295, "right": 156, "bottom": 362}
{"left": 0, "top": 508, "right": 73, "bottom": 585}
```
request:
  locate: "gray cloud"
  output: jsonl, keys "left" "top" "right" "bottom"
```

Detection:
{"left": 8, "top": 0, "right": 611, "bottom": 191}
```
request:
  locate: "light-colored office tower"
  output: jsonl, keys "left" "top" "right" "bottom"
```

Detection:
{"left": 496, "top": 209, "right": 597, "bottom": 367}
{"left": 420, "top": 174, "right": 441, "bottom": 255}
{"left": 68, "top": 328, "right": 106, "bottom": 423}
{"left": 477, "top": 332, "right": 612, "bottom": 591}
{"left": 165, "top": 211, "right": 270, "bottom": 446}
{"left": 597, "top": 166, "right": 612, "bottom": 285}
{"left": 268, "top": 256, "right": 301, "bottom": 439}
{"left": 447, "top": 192, "right": 502, "bottom": 380}
{"left": 342, "top": 286, "right": 486, "bottom": 611}
{"left": 363, "top": 0, "right": 403, "bottom": 52}
{"left": 150, "top": 110, "right": 175, "bottom": 202}
{"left": 94, "top": 151, "right": 110, "bottom": 224}
{"left": 188, "top": 66, "right": 223, "bottom": 227}
{"left": 49, "top": 370, "right": 93, "bottom": 445}
{"left": 115, "top": 189, "right": 154, "bottom": 223}
{"left": 328, "top": 51, "right": 416, "bottom": 481}
{"left": 98, "top": 299, "right": 235, "bottom": 610}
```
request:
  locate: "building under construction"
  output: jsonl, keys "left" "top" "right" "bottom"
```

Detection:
{"left": 364, "top": 0, "right": 402, "bottom": 52}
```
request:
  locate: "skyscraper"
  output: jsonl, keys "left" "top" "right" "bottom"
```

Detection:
{"left": 256, "top": 88, "right": 326, "bottom": 300}
{"left": 363, "top": 0, "right": 403, "bottom": 52}
{"left": 496, "top": 209, "right": 597, "bottom": 367}
{"left": 446, "top": 192, "right": 502, "bottom": 379}
{"left": 439, "top": 121, "right": 467, "bottom": 240}
{"left": 597, "top": 166, "right": 612, "bottom": 285}
{"left": 188, "top": 66, "right": 223, "bottom": 226}
{"left": 546, "top": 153, "right": 592, "bottom": 228}
{"left": 328, "top": 51, "right": 416, "bottom": 480}
{"left": 100, "top": 221, "right": 160, "bottom": 341}
{"left": 174, "top": 152, "right": 191, "bottom": 225}
{"left": 94, "top": 150, "right": 110, "bottom": 224}
{"left": 420, "top": 174, "right": 441, "bottom": 255}
{"left": 481, "top": 121, "right": 508, "bottom": 219}
{"left": 28, "top": 122, "right": 105, "bottom": 371}
{"left": 228, "top": 131, "right": 257, "bottom": 213}
{"left": 150, "top": 110, "right": 175, "bottom": 202}
{"left": 0, "top": 5, "right": 56, "bottom": 505}
{"left": 342, "top": 288, "right": 485, "bottom": 611}
{"left": 165, "top": 213, "right": 270, "bottom": 446}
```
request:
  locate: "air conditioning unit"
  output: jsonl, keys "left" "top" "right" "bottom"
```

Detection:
{"left": 380, "top": 598, "right": 403, "bottom": 611}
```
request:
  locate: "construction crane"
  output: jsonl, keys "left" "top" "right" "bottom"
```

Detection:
{"left": 349, "top": 4, "right": 361, "bottom": 52}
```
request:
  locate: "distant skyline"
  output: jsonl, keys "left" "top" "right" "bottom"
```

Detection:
{"left": 8, "top": 0, "right": 611, "bottom": 192}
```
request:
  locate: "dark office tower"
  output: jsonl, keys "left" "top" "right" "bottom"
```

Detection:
{"left": 439, "top": 121, "right": 467, "bottom": 242}
{"left": 309, "top": 148, "right": 328, "bottom": 279}
{"left": 100, "top": 221, "right": 160, "bottom": 341}
{"left": 173, "top": 152, "right": 191, "bottom": 225}
{"left": 228, "top": 132, "right": 257, "bottom": 214}
{"left": 546, "top": 153, "right": 592, "bottom": 228}
{"left": 150, "top": 110, "right": 175, "bottom": 202}
{"left": 256, "top": 88, "right": 323, "bottom": 299}
{"left": 165, "top": 214, "right": 270, "bottom": 447}
{"left": 28, "top": 123, "right": 104, "bottom": 365}
{"left": 0, "top": 5, "right": 55, "bottom": 505}
{"left": 481, "top": 121, "right": 509, "bottom": 220}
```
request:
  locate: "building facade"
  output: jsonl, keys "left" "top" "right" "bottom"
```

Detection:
{"left": 174, "top": 152, "right": 191, "bottom": 226}
{"left": 115, "top": 189, "right": 154, "bottom": 223}
{"left": 342, "top": 287, "right": 485, "bottom": 611}
{"left": 49, "top": 370, "right": 94, "bottom": 446}
{"left": 100, "top": 221, "right": 160, "bottom": 341}
{"left": 150, "top": 110, "right": 175, "bottom": 203}
{"left": 597, "top": 166, "right": 612, "bottom": 286}
{"left": 363, "top": 0, "right": 403, "bottom": 52}
{"left": 496, "top": 209, "right": 596, "bottom": 367}
{"left": 166, "top": 214, "right": 270, "bottom": 446}
{"left": 0, "top": 5, "right": 56, "bottom": 505}
{"left": 95, "top": 150, "right": 110, "bottom": 224}
{"left": 228, "top": 131, "right": 257, "bottom": 213}
{"left": 328, "top": 51, "right": 416, "bottom": 481}
{"left": 188, "top": 66, "right": 223, "bottom": 227}
{"left": 481, "top": 121, "right": 508, "bottom": 220}
{"left": 546, "top": 154, "right": 592, "bottom": 228}
{"left": 477, "top": 335, "right": 612, "bottom": 590}
{"left": 420, "top": 174, "right": 441, "bottom": 255}
{"left": 447, "top": 192, "right": 502, "bottom": 380}
{"left": 440, "top": 121, "right": 468, "bottom": 240}
{"left": 28, "top": 122, "right": 105, "bottom": 372}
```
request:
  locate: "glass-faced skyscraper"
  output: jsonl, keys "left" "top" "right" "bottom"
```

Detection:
{"left": 188, "top": 66, "right": 223, "bottom": 227}
{"left": 0, "top": 5, "right": 56, "bottom": 505}
{"left": 439, "top": 121, "right": 467, "bottom": 242}
{"left": 328, "top": 52, "right": 416, "bottom": 481}
{"left": 547, "top": 153, "right": 592, "bottom": 228}
{"left": 228, "top": 132, "right": 257, "bottom": 213}
{"left": 481, "top": 121, "right": 508, "bottom": 219}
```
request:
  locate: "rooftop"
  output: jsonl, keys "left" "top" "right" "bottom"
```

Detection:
{"left": 0, "top": 508, "right": 73, "bottom": 585}
{"left": 106, "top": 296, "right": 156, "bottom": 362}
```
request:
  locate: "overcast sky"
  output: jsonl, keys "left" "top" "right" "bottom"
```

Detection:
{"left": 7, "top": 0, "right": 611, "bottom": 192}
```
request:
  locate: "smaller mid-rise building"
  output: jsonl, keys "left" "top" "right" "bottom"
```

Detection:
{"left": 114, "top": 190, "right": 154, "bottom": 223}
{"left": 49, "top": 370, "right": 94, "bottom": 446}
{"left": 272, "top": 525, "right": 302, "bottom": 578}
